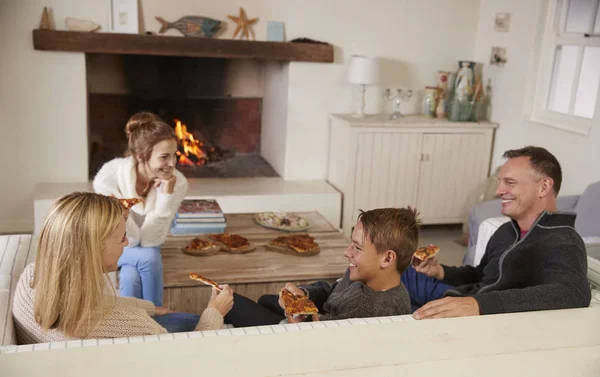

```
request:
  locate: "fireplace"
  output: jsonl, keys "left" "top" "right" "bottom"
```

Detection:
{"left": 86, "top": 54, "right": 278, "bottom": 179}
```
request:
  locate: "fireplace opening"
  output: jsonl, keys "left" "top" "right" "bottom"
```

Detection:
{"left": 86, "top": 54, "right": 278, "bottom": 179}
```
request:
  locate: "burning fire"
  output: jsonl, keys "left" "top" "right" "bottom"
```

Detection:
{"left": 174, "top": 119, "right": 206, "bottom": 167}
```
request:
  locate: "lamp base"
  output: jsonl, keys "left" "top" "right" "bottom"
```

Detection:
{"left": 352, "top": 84, "right": 367, "bottom": 118}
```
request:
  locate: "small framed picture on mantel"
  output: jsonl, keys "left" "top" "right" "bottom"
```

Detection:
{"left": 110, "top": 0, "right": 139, "bottom": 34}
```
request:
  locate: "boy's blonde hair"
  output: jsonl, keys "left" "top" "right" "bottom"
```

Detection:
{"left": 32, "top": 192, "right": 123, "bottom": 338}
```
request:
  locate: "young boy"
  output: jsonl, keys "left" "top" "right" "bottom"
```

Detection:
{"left": 225, "top": 207, "right": 420, "bottom": 327}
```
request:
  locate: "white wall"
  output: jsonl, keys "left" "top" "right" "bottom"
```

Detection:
{"left": 474, "top": 0, "right": 600, "bottom": 195}
{"left": 0, "top": 0, "right": 481, "bottom": 232}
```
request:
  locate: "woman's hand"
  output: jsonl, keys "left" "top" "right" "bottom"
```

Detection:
{"left": 207, "top": 284, "right": 234, "bottom": 317}
{"left": 154, "top": 306, "right": 175, "bottom": 316}
{"left": 154, "top": 176, "right": 177, "bottom": 194}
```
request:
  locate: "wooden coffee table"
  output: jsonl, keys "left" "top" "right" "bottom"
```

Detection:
{"left": 161, "top": 211, "right": 350, "bottom": 314}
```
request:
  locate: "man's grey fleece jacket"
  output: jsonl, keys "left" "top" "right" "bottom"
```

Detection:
{"left": 442, "top": 211, "right": 591, "bottom": 314}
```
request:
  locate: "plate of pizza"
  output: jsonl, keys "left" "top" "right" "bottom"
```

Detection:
{"left": 118, "top": 197, "right": 143, "bottom": 209}
{"left": 254, "top": 212, "right": 310, "bottom": 232}
{"left": 266, "top": 234, "right": 320, "bottom": 256}
{"left": 189, "top": 272, "right": 222, "bottom": 291}
{"left": 280, "top": 289, "right": 319, "bottom": 316}
{"left": 206, "top": 233, "right": 256, "bottom": 254}
{"left": 413, "top": 244, "right": 440, "bottom": 261}
{"left": 182, "top": 237, "right": 220, "bottom": 256}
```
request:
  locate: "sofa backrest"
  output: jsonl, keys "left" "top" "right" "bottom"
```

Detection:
{"left": 0, "top": 234, "right": 36, "bottom": 346}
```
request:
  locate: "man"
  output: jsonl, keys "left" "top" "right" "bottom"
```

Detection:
{"left": 225, "top": 207, "right": 419, "bottom": 327}
{"left": 404, "top": 146, "right": 591, "bottom": 319}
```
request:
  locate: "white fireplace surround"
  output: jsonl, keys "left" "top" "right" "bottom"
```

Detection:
{"left": 31, "top": 57, "right": 342, "bottom": 235}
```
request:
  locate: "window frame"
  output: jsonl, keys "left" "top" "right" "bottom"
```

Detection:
{"left": 529, "top": 0, "right": 600, "bottom": 137}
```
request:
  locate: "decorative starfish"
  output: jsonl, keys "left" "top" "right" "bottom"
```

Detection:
{"left": 227, "top": 7, "right": 258, "bottom": 40}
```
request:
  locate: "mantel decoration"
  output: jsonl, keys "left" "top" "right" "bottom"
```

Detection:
{"left": 39, "top": 7, "right": 52, "bottom": 30}
{"left": 228, "top": 7, "right": 258, "bottom": 40}
{"left": 65, "top": 17, "right": 101, "bottom": 32}
{"left": 155, "top": 16, "right": 223, "bottom": 37}
{"left": 110, "top": 0, "right": 138, "bottom": 34}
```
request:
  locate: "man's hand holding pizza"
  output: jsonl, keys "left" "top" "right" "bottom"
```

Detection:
{"left": 411, "top": 254, "right": 444, "bottom": 280}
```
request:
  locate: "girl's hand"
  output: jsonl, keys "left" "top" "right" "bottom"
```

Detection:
{"left": 155, "top": 176, "right": 177, "bottom": 194}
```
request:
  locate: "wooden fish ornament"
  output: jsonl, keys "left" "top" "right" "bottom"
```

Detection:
{"left": 155, "top": 16, "right": 222, "bottom": 37}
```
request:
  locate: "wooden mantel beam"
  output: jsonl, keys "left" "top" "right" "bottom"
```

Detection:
{"left": 32, "top": 29, "right": 334, "bottom": 63}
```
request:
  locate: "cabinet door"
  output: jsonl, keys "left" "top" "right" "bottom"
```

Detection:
{"left": 417, "top": 133, "right": 490, "bottom": 223}
{"left": 352, "top": 132, "right": 422, "bottom": 222}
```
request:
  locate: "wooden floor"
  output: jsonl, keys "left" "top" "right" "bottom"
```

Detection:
{"left": 162, "top": 212, "right": 349, "bottom": 314}
{"left": 177, "top": 155, "right": 279, "bottom": 178}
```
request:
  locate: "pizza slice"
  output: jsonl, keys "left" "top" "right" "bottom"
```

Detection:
{"left": 189, "top": 272, "right": 222, "bottom": 291}
{"left": 267, "top": 234, "right": 320, "bottom": 256}
{"left": 413, "top": 244, "right": 440, "bottom": 261}
{"left": 280, "top": 289, "right": 319, "bottom": 316}
{"left": 185, "top": 238, "right": 216, "bottom": 252}
{"left": 118, "top": 197, "right": 143, "bottom": 209}
{"left": 207, "top": 233, "right": 251, "bottom": 251}
{"left": 285, "top": 235, "right": 320, "bottom": 254}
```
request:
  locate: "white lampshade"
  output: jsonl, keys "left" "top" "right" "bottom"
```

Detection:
{"left": 347, "top": 55, "right": 380, "bottom": 85}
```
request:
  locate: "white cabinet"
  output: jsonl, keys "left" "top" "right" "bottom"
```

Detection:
{"left": 327, "top": 114, "right": 497, "bottom": 236}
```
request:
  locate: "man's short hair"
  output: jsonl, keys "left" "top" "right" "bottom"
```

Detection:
{"left": 503, "top": 146, "right": 562, "bottom": 195}
{"left": 357, "top": 207, "right": 420, "bottom": 274}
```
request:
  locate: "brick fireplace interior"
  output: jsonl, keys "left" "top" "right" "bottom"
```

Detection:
{"left": 86, "top": 54, "right": 278, "bottom": 179}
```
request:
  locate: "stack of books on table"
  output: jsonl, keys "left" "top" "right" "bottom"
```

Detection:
{"left": 170, "top": 199, "right": 226, "bottom": 235}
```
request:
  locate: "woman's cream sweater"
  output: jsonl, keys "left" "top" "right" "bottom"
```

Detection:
{"left": 12, "top": 264, "right": 223, "bottom": 344}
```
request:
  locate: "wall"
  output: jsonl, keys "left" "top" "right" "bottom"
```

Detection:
{"left": 0, "top": 0, "right": 480, "bottom": 232}
{"left": 474, "top": 0, "right": 600, "bottom": 195}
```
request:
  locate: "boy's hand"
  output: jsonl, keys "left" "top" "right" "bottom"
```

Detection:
{"left": 285, "top": 313, "right": 307, "bottom": 323}
{"left": 412, "top": 255, "right": 444, "bottom": 280}
{"left": 278, "top": 283, "right": 306, "bottom": 310}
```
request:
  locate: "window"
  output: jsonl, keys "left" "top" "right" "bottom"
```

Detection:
{"left": 530, "top": 0, "right": 600, "bottom": 136}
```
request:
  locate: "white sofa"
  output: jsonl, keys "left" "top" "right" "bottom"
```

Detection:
{"left": 2, "top": 231, "right": 599, "bottom": 353}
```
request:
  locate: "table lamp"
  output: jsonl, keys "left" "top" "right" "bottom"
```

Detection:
{"left": 347, "top": 55, "right": 380, "bottom": 117}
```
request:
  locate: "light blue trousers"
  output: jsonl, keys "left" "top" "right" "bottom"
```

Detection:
{"left": 118, "top": 246, "right": 163, "bottom": 306}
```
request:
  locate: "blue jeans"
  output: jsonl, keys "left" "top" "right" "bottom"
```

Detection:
{"left": 401, "top": 266, "right": 455, "bottom": 312}
{"left": 153, "top": 312, "right": 201, "bottom": 333}
{"left": 118, "top": 246, "right": 163, "bottom": 306}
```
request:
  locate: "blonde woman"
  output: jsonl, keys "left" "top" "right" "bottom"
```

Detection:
{"left": 12, "top": 192, "right": 233, "bottom": 344}
{"left": 93, "top": 112, "right": 187, "bottom": 306}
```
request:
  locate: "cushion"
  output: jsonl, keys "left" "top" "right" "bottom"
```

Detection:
{"left": 574, "top": 181, "right": 600, "bottom": 237}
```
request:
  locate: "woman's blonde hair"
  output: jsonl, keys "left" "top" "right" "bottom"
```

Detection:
{"left": 124, "top": 111, "right": 176, "bottom": 162}
{"left": 32, "top": 192, "right": 123, "bottom": 338}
